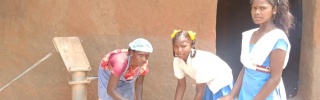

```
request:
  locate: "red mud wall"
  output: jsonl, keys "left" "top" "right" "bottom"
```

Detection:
{"left": 298, "top": 0, "right": 320, "bottom": 99}
{"left": 0, "top": 0, "right": 217, "bottom": 100}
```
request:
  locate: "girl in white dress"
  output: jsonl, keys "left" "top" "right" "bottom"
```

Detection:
{"left": 171, "top": 30, "right": 233, "bottom": 100}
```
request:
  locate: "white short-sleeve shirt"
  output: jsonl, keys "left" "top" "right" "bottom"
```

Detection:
{"left": 173, "top": 49, "right": 233, "bottom": 93}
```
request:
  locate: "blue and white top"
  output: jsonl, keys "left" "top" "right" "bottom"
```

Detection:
{"left": 239, "top": 28, "right": 290, "bottom": 100}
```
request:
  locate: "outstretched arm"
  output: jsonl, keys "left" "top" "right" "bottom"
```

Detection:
{"left": 174, "top": 77, "right": 187, "bottom": 100}
{"left": 219, "top": 66, "right": 245, "bottom": 100}
{"left": 194, "top": 83, "right": 206, "bottom": 100}
{"left": 135, "top": 75, "right": 145, "bottom": 100}
{"left": 107, "top": 73, "right": 128, "bottom": 100}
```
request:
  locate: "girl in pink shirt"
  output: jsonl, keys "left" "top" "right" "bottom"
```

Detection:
{"left": 98, "top": 38, "right": 153, "bottom": 100}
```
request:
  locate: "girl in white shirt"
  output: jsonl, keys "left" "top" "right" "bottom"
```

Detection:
{"left": 171, "top": 30, "right": 234, "bottom": 100}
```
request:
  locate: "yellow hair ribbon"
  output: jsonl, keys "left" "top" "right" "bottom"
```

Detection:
{"left": 187, "top": 31, "right": 196, "bottom": 41}
{"left": 170, "top": 29, "right": 181, "bottom": 39}
{"left": 171, "top": 30, "right": 196, "bottom": 40}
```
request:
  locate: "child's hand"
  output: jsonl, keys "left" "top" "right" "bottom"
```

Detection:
{"left": 218, "top": 95, "right": 234, "bottom": 100}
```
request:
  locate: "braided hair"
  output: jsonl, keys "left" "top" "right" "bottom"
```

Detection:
{"left": 171, "top": 30, "right": 197, "bottom": 58}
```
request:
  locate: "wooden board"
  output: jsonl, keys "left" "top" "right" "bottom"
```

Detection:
{"left": 53, "top": 37, "right": 91, "bottom": 72}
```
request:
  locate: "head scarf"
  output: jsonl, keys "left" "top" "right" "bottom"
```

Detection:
{"left": 129, "top": 38, "right": 153, "bottom": 53}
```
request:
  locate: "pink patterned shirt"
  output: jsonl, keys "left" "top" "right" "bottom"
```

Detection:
{"left": 100, "top": 49, "right": 149, "bottom": 80}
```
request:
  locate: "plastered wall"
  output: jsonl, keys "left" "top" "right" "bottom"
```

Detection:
{"left": 0, "top": 0, "right": 217, "bottom": 99}
{"left": 297, "top": 0, "right": 320, "bottom": 100}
